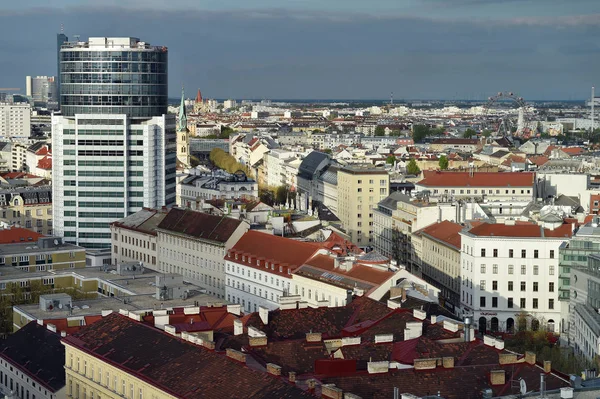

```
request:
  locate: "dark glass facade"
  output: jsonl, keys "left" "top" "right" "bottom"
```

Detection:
{"left": 59, "top": 41, "right": 168, "bottom": 118}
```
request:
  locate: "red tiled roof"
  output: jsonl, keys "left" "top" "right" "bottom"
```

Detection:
{"left": 431, "top": 138, "right": 478, "bottom": 145}
{"left": 527, "top": 155, "right": 549, "bottom": 167}
{"left": 35, "top": 146, "right": 50, "bottom": 156}
{"left": 303, "top": 255, "right": 393, "bottom": 286}
{"left": 466, "top": 222, "right": 572, "bottom": 238}
{"left": 1, "top": 172, "right": 38, "bottom": 179}
{"left": 0, "top": 227, "right": 44, "bottom": 244}
{"left": 37, "top": 155, "right": 52, "bottom": 170}
{"left": 226, "top": 231, "right": 321, "bottom": 276}
{"left": 418, "top": 171, "right": 535, "bottom": 188}
{"left": 561, "top": 147, "right": 585, "bottom": 156}
{"left": 418, "top": 220, "right": 462, "bottom": 249}
{"left": 64, "top": 313, "right": 312, "bottom": 399}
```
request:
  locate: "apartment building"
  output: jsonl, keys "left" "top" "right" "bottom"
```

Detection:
{"left": 156, "top": 208, "right": 249, "bottom": 298}
{"left": 337, "top": 165, "right": 389, "bottom": 247}
{"left": 414, "top": 220, "right": 462, "bottom": 314}
{"left": 110, "top": 208, "right": 169, "bottom": 269}
{"left": 178, "top": 171, "right": 258, "bottom": 207}
{"left": 0, "top": 103, "right": 31, "bottom": 139}
{"left": 415, "top": 171, "right": 535, "bottom": 202}
{"left": 0, "top": 186, "right": 53, "bottom": 235}
{"left": 460, "top": 221, "right": 571, "bottom": 334}
{"left": 0, "top": 321, "right": 65, "bottom": 399}
{"left": 225, "top": 231, "right": 321, "bottom": 312}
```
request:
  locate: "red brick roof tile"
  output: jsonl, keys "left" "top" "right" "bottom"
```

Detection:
{"left": 0, "top": 227, "right": 44, "bottom": 244}
{"left": 417, "top": 221, "right": 462, "bottom": 249}
{"left": 466, "top": 222, "right": 572, "bottom": 238}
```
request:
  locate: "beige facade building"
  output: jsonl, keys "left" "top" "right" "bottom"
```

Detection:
{"left": 0, "top": 186, "right": 53, "bottom": 234}
{"left": 337, "top": 166, "right": 389, "bottom": 247}
{"left": 156, "top": 208, "right": 249, "bottom": 299}
{"left": 110, "top": 208, "right": 168, "bottom": 269}
{"left": 413, "top": 220, "right": 462, "bottom": 314}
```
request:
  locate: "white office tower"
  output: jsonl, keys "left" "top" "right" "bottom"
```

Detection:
{"left": 52, "top": 37, "right": 176, "bottom": 249}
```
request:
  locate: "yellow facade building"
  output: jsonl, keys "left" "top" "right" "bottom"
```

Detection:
{"left": 336, "top": 166, "right": 389, "bottom": 247}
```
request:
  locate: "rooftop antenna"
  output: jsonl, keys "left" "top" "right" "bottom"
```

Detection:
{"left": 60, "top": 23, "right": 64, "bottom": 34}
{"left": 390, "top": 91, "right": 394, "bottom": 106}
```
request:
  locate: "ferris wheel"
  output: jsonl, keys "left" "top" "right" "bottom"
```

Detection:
{"left": 482, "top": 92, "right": 533, "bottom": 137}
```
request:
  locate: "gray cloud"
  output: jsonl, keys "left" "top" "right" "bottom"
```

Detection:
{"left": 0, "top": 6, "right": 597, "bottom": 100}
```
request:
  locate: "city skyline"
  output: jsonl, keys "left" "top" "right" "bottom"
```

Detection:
{"left": 0, "top": 1, "right": 598, "bottom": 100}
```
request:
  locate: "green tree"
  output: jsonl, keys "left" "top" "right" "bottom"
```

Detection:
{"left": 386, "top": 155, "right": 396, "bottom": 165}
{"left": 219, "top": 126, "right": 236, "bottom": 139}
{"left": 323, "top": 148, "right": 332, "bottom": 155}
{"left": 374, "top": 126, "right": 386, "bottom": 136}
{"left": 275, "top": 186, "right": 289, "bottom": 205}
{"left": 406, "top": 159, "right": 420, "bottom": 175}
{"left": 482, "top": 129, "right": 493, "bottom": 138}
{"left": 412, "top": 125, "right": 430, "bottom": 143}
{"left": 259, "top": 188, "right": 275, "bottom": 206}
{"left": 463, "top": 128, "right": 477, "bottom": 138}
{"left": 432, "top": 126, "right": 446, "bottom": 136}
{"left": 438, "top": 155, "right": 449, "bottom": 170}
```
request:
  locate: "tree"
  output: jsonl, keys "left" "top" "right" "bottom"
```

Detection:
{"left": 406, "top": 159, "right": 420, "bottom": 175}
{"left": 275, "top": 186, "right": 289, "bottom": 205}
{"left": 482, "top": 129, "right": 493, "bottom": 138}
{"left": 438, "top": 155, "right": 449, "bottom": 170}
{"left": 374, "top": 126, "right": 386, "bottom": 136}
{"left": 220, "top": 126, "right": 235, "bottom": 139}
{"left": 386, "top": 155, "right": 396, "bottom": 165}
{"left": 463, "top": 128, "right": 477, "bottom": 138}
{"left": 432, "top": 126, "right": 446, "bottom": 136}
{"left": 412, "top": 125, "right": 430, "bottom": 143}
{"left": 259, "top": 188, "right": 275, "bottom": 206}
{"left": 323, "top": 148, "right": 332, "bottom": 155}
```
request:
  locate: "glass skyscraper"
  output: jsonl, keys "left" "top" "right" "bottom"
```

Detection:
{"left": 52, "top": 37, "right": 176, "bottom": 249}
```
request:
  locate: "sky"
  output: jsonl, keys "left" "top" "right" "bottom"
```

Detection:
{"left": 1, "top": 0, "right": 599, "bottom": 100}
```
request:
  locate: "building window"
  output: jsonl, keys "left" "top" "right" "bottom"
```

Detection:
{"left": 481, "top": 248, "right": 486, "bottom": 257}
{"left": 492, "top": 281, "right": 497, "bottom": 291}
{"left": 509, "top": 249, "right": 513, "bottom": 258}
{"left": 480, "top": 280, "right": 486, "bottom": 290}
{"left": 550, "top": 250, "right": 554, "bottom": 259}
{"left": 548, "top": 299, "right": 554, "bottom": 309}
{"left": 507, "top": 297, "right": 513, "bottom": 308}
{"left": 534, "top": 250, "right": 539, "bottom": 259}
{"left": 549, "top": 282, "right": 554, "bottom": 292}
{"left": 520, "top": 298, "right": 526, "bottom": 308}
{"left": 508, "top": 265, "right": 514, "bottom": 274}
{"left": 492, "top": 297, "right": 498, "bottom": 308}
{"left": 492, "top": 264, "right": 498, "bottom": 274}
{"left": 521, "top": 249, "right": 526, "bottom": 258}
{"left": 533, "top": 282, "right": 538, "bottom": 292}
{"left": 480, "top": 264, "right": 486, "bottom": 273}
{"left": 521, "top": 265, "right": 526, "bottom": 275}
{"left": 508, "top": 281, "right": 513, "bottom": 291}
{"left": 532, "top": 298, "right": 538, "bottom": 309}
{"left": 493, "top": 249, "right": 498, "bottom": 258}
{"left": 520, "top": 282, "right": 526, "bottom": 291}
{"left": 533, "top": 265, "right": 539, "bottom": 275}
{"left": 480, "top": 297, "right": 486, "bottom": 307}
{"left": 549, "top": 265, "right": 555, "bottom": 275}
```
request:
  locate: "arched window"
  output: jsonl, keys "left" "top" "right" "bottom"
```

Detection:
{"left": 13, "top": 198, "right": 19, "bottom": 206}
{"left": 478, "top": 317, "right": 487, "bottom": 335}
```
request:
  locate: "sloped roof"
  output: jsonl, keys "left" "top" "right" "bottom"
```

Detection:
{"left": 0, "top": 321, "right": 65, "bottom": 392}
{"left": 298, "top": 151, "right": 330, "bottom": 179}
{"left": 465, "top": 222, "right": 572, "bottom": 238}
{"left": 0, "top": 227, "right": 44, "bottom": 244}
{"left": 417, "top": 220, "right": 462, "bottom": 249}
{"left": 158, "top": 208, "right": 244, "bottom": 243}
{"left": 63, "top": 313, "right": 311, "bottom": 399}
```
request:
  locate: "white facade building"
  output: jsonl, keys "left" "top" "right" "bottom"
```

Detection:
{"left": 157, "top": 208, "right": 248, "bottom": 298}
{"left": 265, "top": 149, "right": 296, "bottom": 188}
{"left": 460, "top": 221, "right": 571, "bottom": 334}
{"left": 52, "top": 114, "right": 176, "bottom": 248}
{"left": 178, "top": 171, "right": 258, "bottom": 207}
{"left": 225, "top": 231, "right": 322, "bottom": 312}
{"left": 0, "top": 103, "right": 31, "bottom": 139}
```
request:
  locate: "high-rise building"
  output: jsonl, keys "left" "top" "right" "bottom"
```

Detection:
{"left": 56, "top": 32, "right": 68, "bottom": 104}
{"left": 25, "top": 76, "right": 58, "bottom": 106}
{"left": 52, "top": 37, "right": 176, "bottom": 249}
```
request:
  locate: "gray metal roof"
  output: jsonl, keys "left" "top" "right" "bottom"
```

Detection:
{"left": 298, "top": 151, "right": 330, "bottom": 179}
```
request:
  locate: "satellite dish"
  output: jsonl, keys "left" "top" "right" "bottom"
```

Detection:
{"left": 520, "top": 379, "right": 527, "bottom": 395}
{"left": 54, "top": 239, "right": 59, "bottom": 245}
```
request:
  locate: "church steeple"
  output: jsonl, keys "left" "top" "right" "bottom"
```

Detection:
{"left": 178, "top": 86, "right": 188, "bottom": 132}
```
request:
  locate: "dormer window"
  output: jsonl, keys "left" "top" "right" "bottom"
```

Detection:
{"left": 235, "top": 254, "right": 238, "bottom": 260}
{"left": 242, "top": 256, "right": 246, "bottom": 262}
{"left": 256, "top": 259, "right": 260, "bottom": 266}
{"left": 271, "top": 264, "right": 275, "bottom": 270}
{"left": 279, "top": 266, "right": 282, "bottom": 272}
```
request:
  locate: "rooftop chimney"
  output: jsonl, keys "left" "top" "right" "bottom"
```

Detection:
{"left": 464, "top": 317, "right": 472, "bottom": 342}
